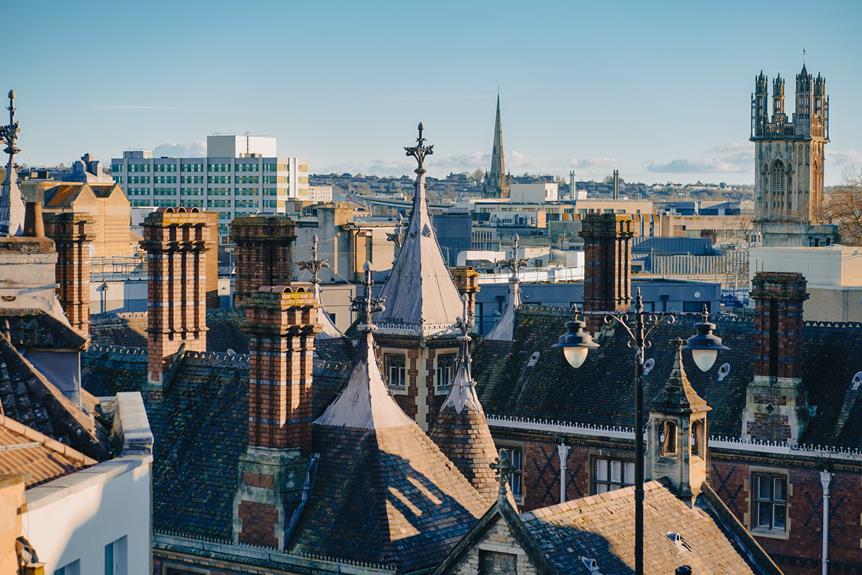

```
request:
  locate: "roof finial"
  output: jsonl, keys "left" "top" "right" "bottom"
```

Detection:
{"left": 298, "top": 233, "right": 330, "bottom": 289}
{"left": 501, "top": 234, "right": 527, "bottom": 283}
{"left": 351, "top": 262, "right": 385, "bottom": 332}
{"left": 404, "top": 122, "right": 434, "bottom": 175}
{"left": 490, "top": 449, "right": 515, "bottom": 503}
{"left": 803, "top": 47, "right": 806, "bottom": 66}
{"left": 1, "top": 88, "right": 23, "bottom": 236}
{"left": 386, "top": 213, "right": 406, "bottom": 265}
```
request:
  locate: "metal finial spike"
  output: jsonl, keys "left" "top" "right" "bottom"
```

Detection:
{"left": 701, "top": 304, "right": 709, "bottom": 323}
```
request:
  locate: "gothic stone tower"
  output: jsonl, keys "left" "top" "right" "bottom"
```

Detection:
{"left": 750, "top": 65, "right": 837, "bottom": 247}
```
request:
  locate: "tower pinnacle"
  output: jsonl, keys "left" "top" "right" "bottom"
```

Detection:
{"left": 0, "top": 89, "right": 25, "bottom": 236}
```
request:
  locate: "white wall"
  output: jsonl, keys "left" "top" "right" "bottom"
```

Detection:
{"left": 23, "top": 455, "right": 152, "bottom": 575}
{"left": 749, "top": 246, "right": 862, "bottom": 288}
{"left": 509, "top": 183, "right": 558, "bottom": 203}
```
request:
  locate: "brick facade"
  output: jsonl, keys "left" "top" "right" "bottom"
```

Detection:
{"left": 497, "top": 431, "right": 862, "bottom": 575}
{"left": 243, "top": 284, "right": 320, "bottom": 454}
{"left": 141, "top": 207, "right": 210, "bottom": 386}
{"left": 579, "top": 213, "right": 633, "bottom": 332}
{"left": 230, "top": 216, "right": 296, "bottom": 308}
{"left": 44, "top": 212, "right": 92, "bottom": 337}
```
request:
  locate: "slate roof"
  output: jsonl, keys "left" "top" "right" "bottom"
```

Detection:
{"left": 486, "top": 281, "right": 520, "bottom": 342}
{"left": 80, "top": 336, "right": 354, "bottom": 541}
{"left": 430, "top": 338, "right": 500, "bottom": 502}
{"left": 472, "top": 306, "right": 862, "bottom": 449}
{"left": 0, "top": 413, "right": 96, "bottom": 488}
{"left": 519, "top": 480, "right": 781, "bottom": 575}
{"left": 291, "top": 331, "right": 487, "bottom": 571}
{"left": 0, "top": 309, "right": 87, "bottom": 350}
{"left": 375, "top": 166, "right": 463, "bottom": 337}
{"left": 0, "top": 334, "right": 107, "bottom": 460}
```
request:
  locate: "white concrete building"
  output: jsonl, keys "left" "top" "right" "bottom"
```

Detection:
{"left": 20, "top": 392, "right": 153, "bottom": 575}
{"left": 509, "top": 182, "right": 559, "bottom": 203}
{"left": 111, "top": 135, "right": 309, "bottom": 239}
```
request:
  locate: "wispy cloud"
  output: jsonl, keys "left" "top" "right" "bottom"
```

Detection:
{"left": 829, "top": 149, "right": 862, "bottom": 167}
{"left": 90, "top": 104, "right": 181, "bottom": 111}
{"left": 647, "top": 142, "right": 751, "bottom": 174}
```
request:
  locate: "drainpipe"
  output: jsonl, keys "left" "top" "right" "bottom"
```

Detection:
{"left": 557, "top": 442, "right": 570, "bottom": 504}
{"left": 819, "top": 469, "right": 832, "bottom": 575}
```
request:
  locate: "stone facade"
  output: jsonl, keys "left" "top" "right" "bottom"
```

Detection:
{"left": 230, "top": 215, "right": 296, "bottom": 307}
{"left": 44, "top": 212, "right": 92, "bottom": 337}
{"left": 141, "top": 207, "right": 210, "bottom": 386}
{"left": 579, "top": 213, "right": 633, "bottom": 331}
{"left": 446, "top": 515, "right": 537, "bottom": 575}
{"left": 742, "top": 272, "right": 809, "bottom": 444}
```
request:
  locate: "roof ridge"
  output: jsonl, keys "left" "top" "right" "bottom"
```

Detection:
{"left": 0, "top": 414, "right": 96, "bottom": 467}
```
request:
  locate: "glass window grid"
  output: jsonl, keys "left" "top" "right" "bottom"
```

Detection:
{"left": 592, "top": 456, "right": 635, "bottom": 494}
{"left": 753, "top": 473, "right": 787, "bottom": 531}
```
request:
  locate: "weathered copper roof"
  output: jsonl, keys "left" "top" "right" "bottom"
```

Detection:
{"left": 374, "top": 170, "right": 462, "bottom": 338}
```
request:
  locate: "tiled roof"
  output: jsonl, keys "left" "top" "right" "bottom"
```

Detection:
{"left": 520, "top": 479, "right": 780, "bottom": 574}
{"left": 290, "top": 329, "right": 487, "bottom": 571}
{"left": 80, "top": 338, "right": 354, "bottom": 541}
{"left": 472, "top": 307, "right": 862, "bottom": 449}
{"left": 0, "top": 335, "right": 107, "bottom": 460}
{"left": 0, "top": 309, "right": 86, "bottom": 350}
{"left": 430, "top": 342, "right": 500, "bottom": 502}
{"left": 374, "top": 169, "right": 463, "bottom": 337}
{"left": 0, "top": 414, "right": 96, "bottom": 488}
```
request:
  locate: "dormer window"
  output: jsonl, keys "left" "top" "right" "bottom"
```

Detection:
{"left": 659, "top": 421, "right": 677, "bottom": 455}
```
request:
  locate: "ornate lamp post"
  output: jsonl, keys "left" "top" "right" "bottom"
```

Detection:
{"left": 555, "top": 289, "right": 728, "bottom": 575}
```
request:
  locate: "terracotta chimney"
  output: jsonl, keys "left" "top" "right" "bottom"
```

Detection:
{"left": 22, "top": 201, "right": 44, "bottom": 238}
{"left": 451, "top": 266, "right": 480, "bottom": 322}
{"left": 44, "top": 213, "right": 92, "bottom": 337}
{"left": 230, "top": 215, "right": 296, "bottom": 307}
{"left": 580, "top": 213, "right": 633, "bottom": 331}
{"left": 140, "top": 208, "right": 209, "bottom": 387}
{"left": 742, "top": 272, "right": 809, "bottom": 444}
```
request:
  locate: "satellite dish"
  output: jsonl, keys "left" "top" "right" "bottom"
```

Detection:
{"left": 717, "top": 363, "right": 731, "bottom": 382}
{"left": 851, "top": 371, "right": 862, "bottom": 390}
{"left": 643, "top": 357, "right": 655, "bottom": 376}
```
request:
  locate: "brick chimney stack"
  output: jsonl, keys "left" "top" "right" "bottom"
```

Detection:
{"left": 233, "top": 283, "right": 320, "bottom": 549}
{"left": 44, "top": 212, "right": 92, "bottom": 337}
{"left": 230, "top": 216, "right": 296, "bottom": 307}
{"left": 742, "top": 272, "right": 809, "bottom": 445}
{"left": 141, "top": 208, "right": 209, "bottom": 387}
{"left": 244, "top": 284, "right": 321, "bottom": 453}
{"left": 580, "top": 213, "right": 633, "bottom": 331}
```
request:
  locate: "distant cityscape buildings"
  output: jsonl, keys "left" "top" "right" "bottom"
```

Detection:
{"left": 111, "top": 134, "right": 309, "bottom": 238}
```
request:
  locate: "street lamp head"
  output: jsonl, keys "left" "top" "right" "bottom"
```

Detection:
{"left": 554, "top": 304, "right": 599, "bottom": 369}
{"left": 683, "top": 305, "right": 729, "bottom": 372}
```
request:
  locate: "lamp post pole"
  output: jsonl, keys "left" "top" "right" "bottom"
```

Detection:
{"left": 633, "top": 295, "right": 646, "bottom": 575}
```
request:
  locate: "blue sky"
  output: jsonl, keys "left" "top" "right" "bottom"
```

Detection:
{"left": 5, "top": 0, "right": 861, "bottom": 184}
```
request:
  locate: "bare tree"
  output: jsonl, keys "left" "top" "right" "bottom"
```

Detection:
{"left": 822, "top": 168, "right": 862, "bottom": 246}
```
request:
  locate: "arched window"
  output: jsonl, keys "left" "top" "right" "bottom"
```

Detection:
{"left": 659, "top": 421, "right": 677, "bottom": 455}
{"left": 770, "top": 160, "right": 785, "bottom": 202}
{"left": 691, "top": 419, "right": 704, "bottom": 457}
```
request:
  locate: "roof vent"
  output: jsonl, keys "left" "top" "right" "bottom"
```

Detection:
{"left": 527, "top": 351, "right": 541, "bottom": 367}
{"left": 852, "top": 371, "right": 862, "bottom": 391}
{"left": 668, "top": 531, "right": 692, "bottom": 552}
{"left": 579, "top": 556, "right": 602, "bottom": 573}
{"left": 717, "top": 362, "right": 731, "bottom": 381}
{"left": 643, "top": 357, "right": 655, "bottom": 376}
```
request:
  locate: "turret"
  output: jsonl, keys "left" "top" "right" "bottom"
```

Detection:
{"left": 751, "top": 72, "right": 768, "bottom": 139}
{"left": 771, "top": 74, "right": 785, "bottom": 122}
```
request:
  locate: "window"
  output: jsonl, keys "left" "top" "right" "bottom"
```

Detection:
{"left": 659, "top": 421, "right": 677, "bottom": 455}
{"left": 499, "top": 446, "right": 523, "bottom": 500}
{"left": 592, "top": 456, "right": 635, "bottom": 494}
{"left": 435, "top": 353, "right": 457, "bottom": 394}
{"left": 54, "top": 560, "right": 81, "bottom": 575}
{"left": 691, "top": 419, "right": 704, "bottom": 457}
{"left": 753, "top": 473, "right": 787, "bottom": 531}
{"left": 384, "top": 354, "right": 406, "bottom": 390}
{"left": 479, "top": 550, "right": 517, "bottom": 574}
{"left": 105, "top": 535, "right": 127, "bottom": 575}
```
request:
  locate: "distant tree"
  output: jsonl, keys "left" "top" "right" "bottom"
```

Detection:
{"left": 470, "top": 168, "right": 485, "bottom": 183}
{"left": 822, "top": 168, "right": 862, "bottom": 246}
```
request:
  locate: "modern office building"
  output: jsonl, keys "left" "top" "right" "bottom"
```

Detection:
{"left": 111, "top": 135, "right": 308, "bottom": 239}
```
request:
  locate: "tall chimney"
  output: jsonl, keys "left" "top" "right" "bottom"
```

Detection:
{"left": 141, "top": 208, "right": 209, "bottom": 387}
{"left": 612, "top": 169, "right": 620, "bottom": 200}
{"left": 742, "top": 272, "right": 809, "bottom": 445}
{"left": 233, "top": 283, "right": 320, "bottom": 549}
{"left": 230, "top": 215, "right": 296, "bottom": 307}
{"left": 44, "top": 212, "right": 92, "bottom": 337}
{"left": 22, "top": 201, "right": 44, "bottom": 238}
{"left": 451, "top": 266, "right": 480, "bottom": 324}
{"left": 580, "top": 213, "right": 633, "bottom": 332}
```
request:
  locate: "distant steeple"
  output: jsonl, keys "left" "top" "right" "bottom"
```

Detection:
{"left": 0, "top": 90, "right": 26, "bottom": 236}
{"left": 483, "top": 93, "right": 510, "bottom": 199}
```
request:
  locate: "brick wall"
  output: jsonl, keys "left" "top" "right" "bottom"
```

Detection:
{"left": 751, "top": 272, "right": 808, "bottom": 380}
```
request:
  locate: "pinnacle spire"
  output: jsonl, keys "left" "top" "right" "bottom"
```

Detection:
{"left": 297, "top": 234, "right": 342, "bottom": 338}
{"left": 483, "top": 93, "right": 509, "bottom": 199}
{"left": 0, "top": 89, "right": 25, "bottom": 236}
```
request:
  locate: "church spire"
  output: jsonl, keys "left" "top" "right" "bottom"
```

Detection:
{"left": 0, "top": 90, "right": 25, "bottom": 236}
{"left": 483, "top": 93, "right": 510, "bottom": 199}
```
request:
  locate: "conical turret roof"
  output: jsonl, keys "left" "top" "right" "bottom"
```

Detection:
{"left": 651, "top": 340, "right": 710, "bottom": 415}
{"left": 374, "top": 126, "right": 463, "bottom": 337}
{"left": 430, "top": 302, "right": 501, "bottom": 502}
